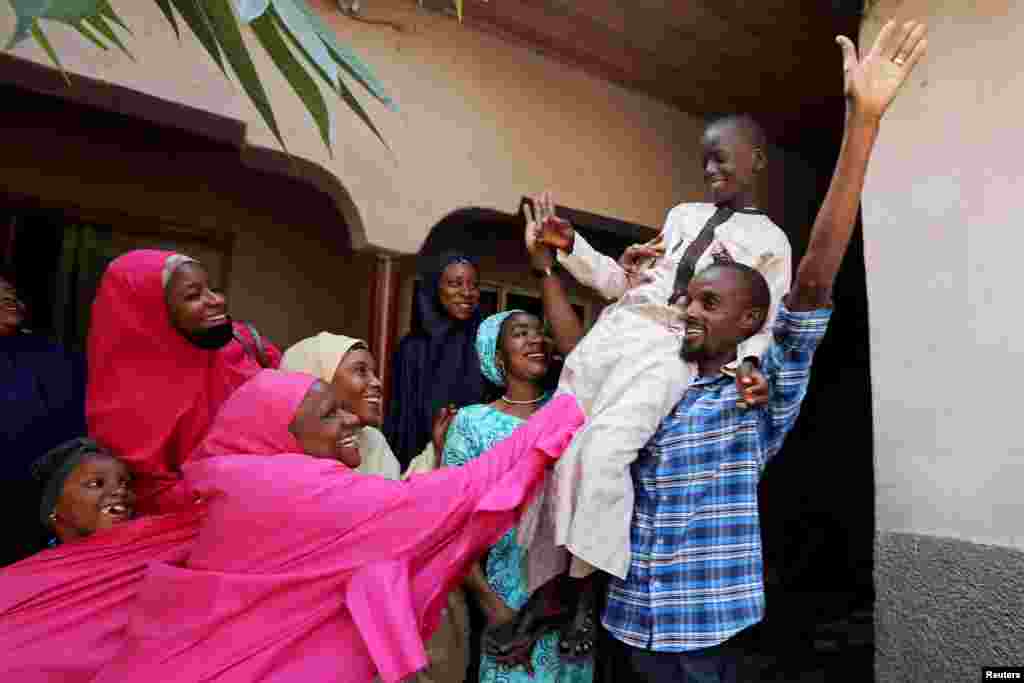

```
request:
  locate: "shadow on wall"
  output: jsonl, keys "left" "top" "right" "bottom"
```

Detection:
{"left": 748, "top": 135, "right": 876, "bottom": 670}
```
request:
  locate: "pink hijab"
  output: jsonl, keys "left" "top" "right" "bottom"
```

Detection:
{"left": 190, "top": 368, "right": 312, "bottom": 459}
{"left": 94, "top": 371, "right": 585, "bottom": 683}
{"left": 0, "top": 508, "right": 204, "bottom": 682}
{"left": 87, "top": 250, "right": 280, "bottom": 514}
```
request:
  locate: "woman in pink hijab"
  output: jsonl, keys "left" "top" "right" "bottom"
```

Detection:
{"left": 87, "top": 250, "right": 280, "bottom": 514}
{"left": 94, "top": 369, "right": 585, "bottom": 683}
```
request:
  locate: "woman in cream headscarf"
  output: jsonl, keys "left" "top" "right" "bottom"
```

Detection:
{"left": 280, "top": 332, "right": 400, "bottom": 479}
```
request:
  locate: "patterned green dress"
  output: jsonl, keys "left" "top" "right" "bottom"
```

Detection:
{"left": 442, "top": 403, "right": 594, "bottom": 683}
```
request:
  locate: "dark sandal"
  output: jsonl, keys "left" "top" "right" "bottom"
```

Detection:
{"left": 558, "top": 613, "right": 595, "bottom": 659}
{"left": 558, "top": 578, "right": 597, "bottom": 660}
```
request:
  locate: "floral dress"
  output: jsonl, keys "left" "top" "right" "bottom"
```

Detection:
{"left": 442, "top": 403, "right": 593, "bottom": 683}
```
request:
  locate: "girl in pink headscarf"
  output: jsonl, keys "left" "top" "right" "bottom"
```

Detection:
{"left": 87, "top": 250, "right": 281, "bottom": 514}
{"left": 0, "top": 438, "right": 204, "bottom": 682}
{"left": 93, "top": 369, "right": 585, "bottom": 683}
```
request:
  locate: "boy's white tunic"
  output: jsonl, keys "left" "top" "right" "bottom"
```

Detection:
{"left": 518, "top": 202, "right": 792, "bottom": 592}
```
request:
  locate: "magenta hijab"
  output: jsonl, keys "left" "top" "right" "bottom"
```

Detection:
{"left": 191, "top": 369, "right": 315, "bottom": 460}
{"left": 94, "top": 369, "right": 586, "bottom": 682}
{"left": 87, "top": 250, "right": 281, "bottom": 514}
{"left": 0, "top": 508, "right": 204, "bottom": 682}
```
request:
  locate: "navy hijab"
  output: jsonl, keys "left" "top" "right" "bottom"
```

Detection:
{"left": 1, "top": 330, "right": 86, "bottom": 565}
{"left": 383, "top": 252, "right": 486, "bottom": 468}
{"left": 1, "top": 332, "right": 86, "bottom": 482}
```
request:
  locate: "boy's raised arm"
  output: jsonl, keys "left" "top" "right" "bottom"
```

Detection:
{"left": 789, "top": 20, "right": 927, "bottom": 312}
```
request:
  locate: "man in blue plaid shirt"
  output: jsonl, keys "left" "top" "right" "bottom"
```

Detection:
{"left": 594, "top": 20, "right": 929, "bottom": 682}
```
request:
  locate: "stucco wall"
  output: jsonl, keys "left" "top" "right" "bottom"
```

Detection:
{"left": 0, "top": 86, "right": 376, "bottom": 348}
{"left": 0, "top": 0, "right": 709, "bottom": 254}
{"left": 861, "top": 2, "right": 1024, "bottom": 678}
{"left": 862, "top": 0, "right": 1022, "bottom": 559}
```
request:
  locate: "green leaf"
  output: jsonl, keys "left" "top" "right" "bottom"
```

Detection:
{"left": 282, "top": 0, "right": 395, "bottom": 110}
{"left": 273, "top": 9, "right": 332, "bottom": 91}
{"left": 71, "top": 18, "right": 108, "bottom": 50}
{"left": 337, "top": 72, "right": 390, "bottom": 152}
{"left": 152, "top": 0, "right": 180, "bottom": 39}
{"left": 84, "top": 14, "right": 133, "bottom": 59}
{"left": 270, "top": 0, "right": 336, "bottom": 89}
{"left": 41, "top": 0, "right": 102, "bottom": 22}
{"left": 271, "top": 8, "right": 387, "bottom": 149}
{"left": 234, "top": 0, "right": 270, "bottom": 23}
{"left": 30, "top": 21, "right": 70, "bottom": 84}
{"left": 7, "top": 0, "right": 55, "bottom": 48}
{"left": 203, "top": 0, "right": 287, "bottom": 151}
{"left": 168, "top": 0, "right": 227, "bottom": 77}
{"left": 251, "top": 12, "right": 331, "bottom": 153}
{"left": 96, "top": 0, "right": 130, "bottom": 33}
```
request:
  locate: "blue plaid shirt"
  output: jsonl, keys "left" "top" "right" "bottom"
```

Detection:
{"left": 602, "top": 304, "right": 832, "bottom": 652}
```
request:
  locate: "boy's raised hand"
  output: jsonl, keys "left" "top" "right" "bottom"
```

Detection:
{"left": 619, "top": 234, "right": 666, "bottom": 288}
{"left": 837, "top": 20, "right": 927, "bottom": 122}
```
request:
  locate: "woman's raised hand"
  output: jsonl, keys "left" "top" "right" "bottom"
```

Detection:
{"left": 523, "top": 201, "right": 555, "bottom": 271}
{"left": 836, "top": 19, "right": 927, "bottom": 122}
{"left": 534, "top": 192, "right": 574, "bottom": 253}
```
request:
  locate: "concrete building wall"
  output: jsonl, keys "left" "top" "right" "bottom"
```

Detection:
{"left": 0, "top": 0, "right": 710, "bottom": 254}
{"left": 860, "top": 2, "right": 1024, "bottom": 679}
{"left": 0, "top": 88, "right": 377, "bottom": 348}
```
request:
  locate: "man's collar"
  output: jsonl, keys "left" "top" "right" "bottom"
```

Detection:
{"left": 688, "top": 358, "right": 739, "bottom": 384}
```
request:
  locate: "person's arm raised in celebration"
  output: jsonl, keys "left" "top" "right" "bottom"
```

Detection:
{"left": 532, "top": 192, "right": 640, "bottom": 300}
{"left": 789, "top": 20, "right": 927, "bottom": 312}
{"left": 525, "top": 202, "right": 586, "bottom": 355}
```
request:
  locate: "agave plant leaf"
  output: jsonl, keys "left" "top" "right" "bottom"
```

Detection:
{"left": 84, "top": 13, "right": 132, "bottom": 58}
{"left": 281, "top": 0, "right": 394, "bottom": 110}
{"left": 251, "top": 11, "right": 331, "bottom": 153}
{"left": 337, "top": 71, "right": 390, "bottom": 152}
{"left": 269, "top": 0, "right": 336, "bottom": 89}
{"left": 96, "top": 0, "right": 129, "bottom": 33}
{"left": 168, "top": 0, "right": 227, "bottom": 76}
{"left": 5, "top": 0, "right": 395, "bottom": 151}
{"left": 203, "top": 0, "right": 286, "bottom": 151}
{"left": 6, "top": 0, "right": 67, "bottom": 49}
{"left": 152, "top": 0, "right": 180, "bottom": 38}
{"left": 233, "top": 0, "right": 269, "bottom": 23}
{"left": 37, "top": 0, "right": 100, "bottom": 22}
{"left": 70, "top": 17, "right": 107, "bottom": 50}
{"left": 269, "top": 9, "right": 385, "bottom": 151}
{"left": 29, "top": 21, "right": 68, "bottom": 83}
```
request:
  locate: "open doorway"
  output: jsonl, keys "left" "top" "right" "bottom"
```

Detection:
{"left": 1, "top": 203, "right": 232, "bottom": 353}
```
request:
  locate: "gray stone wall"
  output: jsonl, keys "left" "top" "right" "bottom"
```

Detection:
{"left": 876, "top": 532, "right": 1024, "bottom": 682}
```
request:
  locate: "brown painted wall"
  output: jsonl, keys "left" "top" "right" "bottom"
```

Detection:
{"left": 0, "top": 85, "right": 375, "bottom": 348}
{"left": 0, "top": 0, "right": 710, "bottom": 253}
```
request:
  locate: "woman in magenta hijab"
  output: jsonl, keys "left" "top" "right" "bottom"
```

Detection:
{"left": 87, "top": 250, "right": 280, "bottom": 514}
{"left": 94, "top": 369, "right": 584, "bottom": 683}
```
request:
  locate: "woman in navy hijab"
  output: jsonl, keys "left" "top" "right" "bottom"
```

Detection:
{"left": 383, "top": 251, "right": 487, "bottom": 469}
{"left": 1, "top": 273, "right": 86, "bottom": 566}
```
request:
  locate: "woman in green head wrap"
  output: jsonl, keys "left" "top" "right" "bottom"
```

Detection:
{"left": 441, "top": 310, "right": 593, "bottom": 683}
